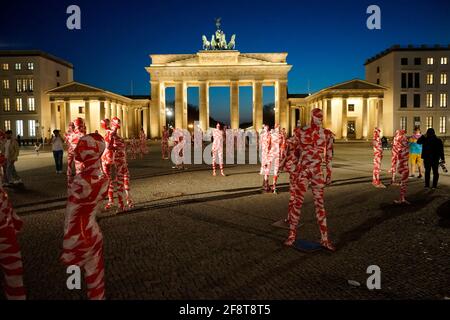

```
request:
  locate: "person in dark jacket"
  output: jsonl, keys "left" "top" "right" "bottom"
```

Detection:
{"left": 417, "top": 128, "right": 445, "bottom": 188}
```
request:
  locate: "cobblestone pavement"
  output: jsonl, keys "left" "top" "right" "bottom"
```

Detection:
{"left": 2, "top": 141, "right": 450, "bottom": 300}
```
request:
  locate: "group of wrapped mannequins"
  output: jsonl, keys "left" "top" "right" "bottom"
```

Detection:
{"left": 372, "top": 127, "right": 410, "bottom": 204}
{"left": 4, "top": 105, "right": 442, "bottom": 300}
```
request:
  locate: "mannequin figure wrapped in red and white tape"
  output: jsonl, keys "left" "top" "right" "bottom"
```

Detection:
{"left": 67, "top": 118, "right": 86, "bottom": 183}
{"left": 101, "top": 119, "right": 116, "bottom": 210}
{"left": 259, "top": 125, "right": 271, "bottom": 191}
{"left": 389, "top": 130, "right": 401, "bottom": 185}
{"left": 61, "top": 133, "right": 107, "bottom": 300}
{"left": 110, "top": 117, "right": 134, "bottom": 212}
{"left": 279, "top": 126, "right": 302, "bottom": 225}
{"left": 372, "top": 127, "right": 386, "bottom": 188}
{"left": 212, "top": 123, "right": 225, "bottom": 176}
{"left": 284, "top": 108, "right": 335, "bottom": 251}
{"left": 394, "top": 130, "right": 410, "bottom": 204}
{"left": 0, "top": 137, "right": 26, "bottom": 300}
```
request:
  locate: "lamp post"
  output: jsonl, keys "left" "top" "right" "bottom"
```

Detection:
{"left": 166, "top": 108, "right": 174, "bottom": 127}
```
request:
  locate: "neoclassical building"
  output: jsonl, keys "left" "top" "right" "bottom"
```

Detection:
{"left": 3, "top": 36, "right": 448, "bottom": 140}
{"left": 146, "top": 50, "right": 291, "bottom": 137}
{"left": 46, "top": 82, "right": 150, "bottom": 138}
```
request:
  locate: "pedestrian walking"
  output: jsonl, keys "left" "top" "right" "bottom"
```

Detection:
{"left": 417, "top": 128, "right": 446, "bottom": 189}
{"left": 51, "top": 130, "right": 64, "bottom": 174}
{"left": 1, "top": 130, "right": 22, "bottom": 186}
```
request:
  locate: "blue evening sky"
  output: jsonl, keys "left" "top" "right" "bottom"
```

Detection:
{"left": 1, "top": 0, "right": 449, "bottom": 123}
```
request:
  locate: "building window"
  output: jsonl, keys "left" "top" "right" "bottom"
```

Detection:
{"left": 400, "top": 117, "right": 407, "bottom": 131}
{"left": 441, "top": 93, "right": 448, "bottom": 107}
{"left": 441, "top": 57, "right": 448, "bottom": 65}
{"left": 401, "top": 73, "right": 407, "bottom": 88}
{"left": 4, "top": 120, "right": 11, "bottom": 131}
{"left": 57, "top": 105, "right": 61, "bottom": 112}
{"left": 28, "top": 97, "right": 35, "bottom": 111}
{"left": 440, "top": 117, "right": 447, "bottom": 134}
{"left": 376, "top": 66, "right": 380, "bottom": 73}
{"left": 16, "top": 79, "right": 22, "bottom": 93}
{"left": 14, "top": 63, "right": 21, "bottom": 70}
{"left": 57, "top": 82, "right": 60, "bottom": 87}
{"left": 56, "top": 70, "right": 60, "bottom": 77}
{"left": 348, "top": 104, "right": 355, "bottom": 112}
{"left": 15, "top": 120, "right": 23, "bottom": 136}
{"left": 426, "top": 116, "right": 433, "bottom": 129}
{"left": 3, "top": 98, "right": 10, "bottom": 111}
{"left": 441, "top": 73, "right": 447, "bottom": 85}
{"left": 78, "top": 106, "right": 84, "bottom": 114}
{"left": 414, "top": 57, "right": 421, "bottom": 65}
{"left": 427, "top": 73, "right": 434, "bottom": 85}
{"left": 414, "top": 94, "right": 421, "bottom": 108}
{"left": 408, "top": 73, "right": 414, "bottom": 88}
{"left": 426, "top": 93, "right": 433, "bottom": 108}
{"left": 427, "top": 57, "right": 434, "bottom": 65}
{"left": 2, "top": 79, "right": 9, "bottom": 89}
{"left": 414, "top": 73, "right": 420, "bottom": 88}
{"left": 400, "top": 94, "right": 408, "bottom": 108}
{"left": 27, "top": 62, "right": 34, "bottom": 70}
{"left": 22, "top": 79, "right": 27, "bottom": 92}
{"left": 29, "top": 79, "right": 34, "bottom": 92}
{"left": 414, "top": 116, "right": 421, "bottom": 127}
{"left": 2, "top": 63, "right": 8, "bottom": 70}
{"left": 28, "top": 120, "right": 36, "bottom": 137}
{"left": 16, "top": 98, "right": 23, "bottom": 111}
{"left": 376, "top": 79, "right": 380, "bottom": 85}
{"left": 401, "top": 58, "right": 408, "bottom": 65}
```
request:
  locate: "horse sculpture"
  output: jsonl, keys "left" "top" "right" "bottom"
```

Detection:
{"left": 202, "top": 35, "right": 211, "bottom": 50}
{"left": 228, "top": 34, "right": 236, "bottom": 50}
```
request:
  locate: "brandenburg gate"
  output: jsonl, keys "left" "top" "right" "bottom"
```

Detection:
{"left": 146, "top": 49, "right": 292, "bottom": 138}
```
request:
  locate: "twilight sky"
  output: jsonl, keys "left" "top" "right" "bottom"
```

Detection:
{"left": 1, "top": 0, "right": 449, "bottom": 123}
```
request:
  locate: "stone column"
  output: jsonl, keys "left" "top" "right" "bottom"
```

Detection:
{"left": 230, "top": 80, "right": 239, "bottom": 129}
{"left": 105, "top": 101, "right": 111, "bottom": 119}
{"left": 175, "top": 82, "right": 184, "bottom": 129}
{"left": 362, "top": 97, "right": 368, "bottom": 140}
{"left": 290, "top": 107, "right": 296, "bottom": 135}
{"left": 50, "top": 102, "right": 57, "bottom": 131}
{"left": 253, "top": 81, "right": 263, "bottom": 131}
{"left": 182, "top": 83, "right": 188, "bottom": 129}
{"left": 143, "top": 107, "right": 149, "bottom": 136}
{"left": 123, "top": 106, "right": 129, "bottom": 138}
{"left": 100, "top": 101, "right": 105, "bottom": 122}
{"left": 326, "top": 98, "right": 332, "bottom": 129}
{"left": 341, "top": 97, "right": 347, "bottom": 139}
{"left": 199, "top": 81, "right": 209, "bottom": 132}
{"left": 60, "top": 102, "right": 66, "bottom": 132}
{"left": 150, "top": 81, "right": 161, "bottom": 138}
{"left": 275, "top": 80, "right": 288, "bottom": 132}
{"left": 377, "top": 98, "right": 384, "bottom": 135}
{"left": 116, "top": 104, "right": 122, "bottom": 121}
{"left": 85, "top": 100, "right": 91, "bottom": 133}
{"left": 65, "top": 101, "right": 71, "bottom": 126}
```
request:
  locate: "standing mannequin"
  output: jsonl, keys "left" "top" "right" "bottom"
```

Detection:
{"left": 279, "top": 127, "right": 302, "bottom": 224}
{"left": 67, "top": 118, "right": 87, "bottom": 184}
{"left": 161, "top": 126, "right": 169, "bottom": 160}
{"left": 139, "top": 128, "right": 148, "bottom": 159}
{"left": 372, "top": 127, "right": 386, "bottom": 188}
{"left": 394, "top": 130, "right": 410, "bottom": 204}
{"left": 284, "top": 108, "right": 335, "bottom": 251}
{"left": 101, "top": 119, "right": 115, "bottom": 210}
{"left": 389, "top": 130, "right": 401, "bottom": 185}
{"left": 110, "top": 117, "right": 134, "bottom": 212}
{"left": 212, "top": 123, "right": 225, "bottom": 176}
{"left": 61, "top": 133, "right": 107, "bottom": 300}
{"left": 267, "top": 125, "right": 281, "bottom": 193}
{"left": 259, "top": 125, "right": 271, "bottom": 192}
